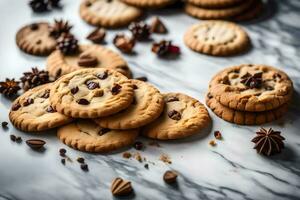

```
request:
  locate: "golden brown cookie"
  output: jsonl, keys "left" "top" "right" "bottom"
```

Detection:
{"left": 142, "top": 93, "right": 211, "bottom": 140}
{"left": 9, "top": 83, "right": 72, "bottom": 132}
{"left": 184, "top": 21, "right": 250, "bottom": 56}
{"left": 79, "top": 0, "right": 142, "bottom": 28}
{"left": 49, "top": 68, "right": 134, "bottom": 118}
{"left": 206, "top": 93, "right": 289, "bottom": 125}
{"left": 209, "top": 64, "right": 293, "bottom": 112}
{"left": 57, "top": 120, "right": 138, "bottom": 153}
{"left": 120, "top": 0, "right": 174, "bottom": 8}
{"left": 186, "top": 0, "right": 243, "bottom": 8}
{"left": 46, "top": 44, "right": 132, "bottom": 78}
{"left": 94, "top": 80, "right": 164, "bottom": 129}
{"left": 233, "top": 0, "right": 263, "bottom": 21}
{"left": 16, "top": 22, "right": 56, "bottom": 56}
{"left": 184, "top": 0, "right": 253, "bottom": 20}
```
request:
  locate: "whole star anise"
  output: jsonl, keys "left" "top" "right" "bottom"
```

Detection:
{"left": 152, "top": 40, "right": 180, "bottom": 57}
{"left": 49, "top": 19, "right": 72, "bottom": 39}
{"left": 128, "top": 21, "right": 151, "bottom": 40}
{"left": 241, "top": 72, "right": 263, "bottom": 89}
{"left": 20, "top": 68, "right": 50, "bottom": 91}
{"left": 0, "top": 78, "right": 21, "bottom": 97}
{"left": 56, "top": 33, "right": 79, "bottom": 55}
{"left": 251, "top": 128, "right": 285, "bottom": 156}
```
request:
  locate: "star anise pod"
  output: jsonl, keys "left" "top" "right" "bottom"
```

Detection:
{"left": 128, "top": 21, "right": 151, "bottom": 40}
{"left": 152, "top": 40, "right": 180, "bottom": 57}
{"left": 113, "top": 34, "right": 135, "bottom": 54}
{"left": 240, "top": 72, "right": 263, "bottom": 89}
{"left": 56, "top": 33, "right": 79, "bottom": 55}
{"left": 49, "top": 19, "right": 72, "bottom": 39}
{"left": 111, "top": 177, "right": 133, "bottom": 196}
{"left": 29, "top": 0, "right": 49, "bottom": 13}
{"left": 20, "top": 67, "right": 50, "bottom": 91}
{"left": 0, "top": 78, "right": 21, "bottom": 97}
{"left": 251, "top": 128, "right": 285, "bottom": 156}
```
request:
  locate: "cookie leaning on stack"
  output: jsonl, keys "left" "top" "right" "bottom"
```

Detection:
{"left": 206, "top": 64, "right": 293, "bottom": 125}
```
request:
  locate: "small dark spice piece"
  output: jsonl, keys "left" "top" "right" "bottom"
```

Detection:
{"left": 10, "top": 134, "right": 16, "bottom": 142}
{"left": 2, "top": 121, "right": 8, "bottom": 128}
{"left": 111, "top": 84, "right": 122, "bottom": 95}
{"left": 56, "top": 33, "right": 79, "bottom": 55}
{"left": 87, "top": 28, "right": 106, "bottom": 43}
{"left": 252, "top": 128, "right": 285, "bottom": 156}
{"left": 26, "top": 139, "right": 46, "bottom": 150}
{"left": 113, "top": 34, "right": 135, "bottom": 54}
{"left": 86, "top": 81, "right": 100, "bottom": 90}
{"left": 97, "top": 71, "right": 108, "bottom": 80}
{"left": 77, "top": 98, "right": 90, "bottom": 105}
{"left": 77, "top": 157, "right": 85, "bottom": 163}
{"left": 150, "top": 17, "right": 167, "bottom": 34}
{"left": 133, "top": 141, "right": 144, "bottom": 150}
{"left": 61, "top": 158, "right": 66, "bottom": 165}
{"left": 99, "top": 128, "right": 110, "bottom": 135}
{"left": 129, "top": 21, "right": 151, "bottom": 40}
{"left": 59, "top": 148, "right": 67, "bottom": 156}
{"left": 23, "top": 98, "right": 34, "bottom": 107}
{"left": 241, "top": 72, "right": 263, "bottom": 89}
{"left": 78, "top": 54, "right": 98, "bottom": 67}
{"left": 21, "top": 67, "right": 50, "bottom": 91}
{"left": 168, "top": 110, "right": 181, "bottom": 121}
{"left": 152, "top": 40, "right": 180, "bottom": 57}
{"left": 163, "top": 170, "right": 178, "bottom": 184}
{"left": 49, "top": 19, "right": 73, "bottom": 39}
{"left": 0, "top": 78, "right": 21, "bottom": 97}
{"left": 214, "top": 131, "right": 222, "bottom": 140}
{"left": 111, "top": 177, "right": 133, "bottom": 196}
{"left": 29, "top": 0, "right": 49, "bottom": 13}
{"left": 80, "top": 163, "right": 89, "bottom": 171}
{"left": 70, "top": 86, "right": 79, "bottom": 94}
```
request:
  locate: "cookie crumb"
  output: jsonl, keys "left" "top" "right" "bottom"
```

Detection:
{"left": 159, "top": 154, "right": 172, "bottom": 164}
{"left": 209, "top": 140, "right": 216, "bottom": 146}
{"left": 134, "top": 152, "right": 143, "bottom": 163}
{"left": 122, "top": 152, "right": 132, "bottom": 159}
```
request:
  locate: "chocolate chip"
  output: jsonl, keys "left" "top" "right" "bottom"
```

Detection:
{"left": 80, "top": 163, "right": 89, "bottom": 171}
{"left": 71, "top": 86, "right": 79, "bottom": 94}
{"left": 77, "top": 157, "right": 85, "bottom": 163}
{"left": 133, "top": 84, "right": 138, "bottom": 90}
{"left": 111, "top": 84, "right": 122, "bottom": 95}
{"left": 10, "top": 134, "right": 16, "bottom": 142}
{"left": 61, "top": 158, "right": 66, "bottom": 165}
{"left": 168, "top": 110, "right": 181, "bottom": 120}
{"left": 12, "top": 103, "right": 21, "bottom": 111}
{"left": 23, "top": 98, "right": 34, "bottom": 106}
{"left": 166, "top": 96, "right": 179, "bottom": 102}
{"left": 135, "top": 76, "right": 148, "bottom": 82}
{"left": 99, "top": 128, "right": 110, "bottom": 135}
{"left": 78, "top": 54, "right": 98, "bottom": 67}
{"left": 30, "top": 23, "right": 39, "bottom": 30}
{"left": 26, "top": 139, "right": 46, "bottom": 150}
{"left": 163, "top": 170, "right": 178, "bottom": 184}
{"left": 86, "top": 81, "right": 100, "bottom": 90}
{"left": 97, "top": 71, "right": 108, "bottom": 80}
{"left": 16, "top": 136, "right": 22, "bottom": 143}
{"left": 133, "top": 141, "right": 144, "bottom": 150}
{"left": 41, "top": 89, "right": 50, "bottom": 98}
{"left": 207, "top": 93, "right": 213, "bottom": 99}
{"left": 59, "top": 148, "right": 67, "bottom": 157}
{"left": 214, "top": 131, "right": 222, "bottom": 140}
{"left": 144, "top": 164, "right": 149, "bottom": 169}
{"left": 2, "top": 121, "right": 8, "bottom": 128}
{"left": 46, "top": 106, "right": 56, "bottom": 113}
{"left": 77, "top": 98, "right": 90, "bottom": 105}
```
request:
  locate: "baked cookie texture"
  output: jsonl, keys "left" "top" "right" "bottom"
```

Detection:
{"left": 94, "top": 79, "right": 164, "bottom": 129}
{"left": 16, "top": 22, "right": 56, "bottom": 56}
{"left": 186, "top": 0, "right": 243, "bottom": 8}
{"left": 142, "top": 93, "right": 211, "bottom": 140}
{"left": 184, "top": 21, "right": 250, "bottom": 56}
{"left": 49, "top": 68, "right": 134, "bottom": 118}
{"left": 233, "top": 0, "right": 263, "bottom": 21}
{"left": 46, "top": 44, "right": 132, "bottom": 78}
{"left": 79, "top": 0, "right": 142, "bottom": 28}
{"left": 206, "top": 94, "right": 289, "bottom": 125}
{"left": 120, "top": 0, "right": 175, "bottom": 8}
{"left": 9, "top": 83, "right": 73, "bottom": 132}
{"left": 209, "top": 64, "right": 293, "bottom": 112}
{"left": 184, "top": 0, "right": 253, "bottom": 20}
{"left": 57, "top": 120, "right": 138, "bottom": 153}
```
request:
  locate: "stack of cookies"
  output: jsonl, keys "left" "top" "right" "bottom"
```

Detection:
{"left": 206, "top": 64, "right": 294, "bottom": 125}
{"left": 9, "top": 68, "right": 211, "bottom": 153}
{"left": 184, "top": 0, "right": 264, "bottom": 21}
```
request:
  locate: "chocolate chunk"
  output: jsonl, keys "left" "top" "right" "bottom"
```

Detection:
{"left": 78, "top": 54, "right": 98, "bottom": 67}
{"left": 70, "top": 86, "right": 79, "bottom": 94}
{"left": 80, "top": 163, "right": 89, "bottom": 171}
{"left": 214, "top": 131, "right": 222, "bottom": 140}
{"left": 26, "top": 139, "right": 46, "bottom": 150}
{"left": 168, "top": 110, "right": 181, "bottom": 120}
{"left": 77, "top": 98, "right": 90, "bottom": 105}
{"left": 97, "top": 71, "right": 108, "bottom": 80}
{"left": 30, "top": 23, "right": 39, "bottom": 31}
{"left": 86, "top": 28, "right": 106, "bottom": 43}
{"left": 86, "top": 81, "right": 100, "bottom": 90}
{"left": 133, "top": 84, "right": 138, "bottom": 90}
{"left": 99, "top": 128, "right": 110, "bottom": 135}
{"left": 46, "top": 106, "right": 56, "bottom": 113}
{"left": 166, "top": 96, "right": 179, "bottom": 102}
{"left": 113, "top": 34, "right": 135, "bottom": 54}
{"left": 61, "top": 158, "right": 66, "bottom": 165}
{"left": 59, "top": 148, "right": 67, "bottom": 156}
{"left": 23, "top": 98, "right": 34, "bottom": 106}
{"left": 133, "top": 141, "right": 143, "bottom": 150}
{"left": 12, "top": 103, "right": 21, "bottom": 111}
{"left": 163, "top": 170, "right": 178, "bottom": 184}
{"left": 111, "top": 84, "right": 122, "bottom": 95}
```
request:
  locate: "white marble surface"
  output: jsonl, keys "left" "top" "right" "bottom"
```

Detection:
{"left": 0, "top": 0, "right": 300, "bottom": 200}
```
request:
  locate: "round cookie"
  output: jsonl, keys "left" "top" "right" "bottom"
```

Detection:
{"left": 142, "top": 93, "right": 211, "bottom": 140}
{"left": 57, "top": 120, "right": 139, "bottom": 153}
{"left": 184, "top": 21, "right": 250, "bottom": 56}
{"left": 120, "top": 0, "right": 174, "bottom": 8}
{"left": 79, "top": 0, "right": 142, "bottom": 28}
{"left": 206, "top": 93, "right": 289, "bottom": 125}
{"left": 46, "top": 44, "right": 132, "bottom": 78}
{"left": 49, "top": 68, "right": 134, "bottom": 118}
{"left": 16, "top": 22, "right": 56, "bottom": 56}
{"left": 186, "top": 0, "right": 243, "bottom": 8}
{"left": 209, "top": 64, "right": 293, "bottom": 112}
{"left": 234, "top": 0, "right": 263, "bottom": 21}
{"left": 94, "top": 80, "right": 164, "bottom": 129}
{"left": 184, "top": 0, "right": 253, "bottom": 20}
{"left": 9, "top": 83, "right": 72, "bottom": 132}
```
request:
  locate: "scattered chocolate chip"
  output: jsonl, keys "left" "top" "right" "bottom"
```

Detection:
{"left": 135, "top": 76, "right": 148, "bottom": 82}
{"left": 59, "top": 148, "right": 67, "bottom": 156}
{"left": 86, "top": 81, "right": 100, "bottom": 90}
{"left": 78, "top": 54, "right": 98, "bottom": 67}
{"left": 144, "top": 164, "right": 149, "bottom": 169}
{"left": 113, "top": 34, "right": 135, "bottom": 54}
{"left": 150, "top": 17, "right": 167, "bottom": 34}
{"left": 2, "top": 121, "right": 8, "bottom": 128}
{"left": 61, "top": 158, "right": 66, "bottom": 165}
{"left": 99, "top": 128, "right": 110, "bottom": 135}
{"left": 133, "top": 141, "right": 144, "bottom": 150}
{"left": 87, "top": 28, "right": 106, "bottom": 43}
{"left": 163, "top": 170, "right": 178, "bottom": 184}
{"left": 214, "top": 131, "right": 222, "bottom": 140}
{"left": 41, "top": 89, "right": 50, "bottom": 98}
{"left": 168, "top": 110, "right": 181, "bottom": 120}
{"left": 46, "top": 106, "right": 56, "bottom": 113}
{"left": 111, "top": 84, "right": 122, "bottom": 95}
{"left": 166, "top": 96, "right": 179, "bottom": 102}
{"left": 12, "top": 103, "right": 21, "bottom": 111}
{"left": 10, "top": 134, "right": 16, "bottom": 142}
{"left": 77, "top": 98, "right": 90, "bottom": 105}
{"left": 23, "top": 98, "right": 34, "bottom": 106}
{"left": 16, "top": 136, "right": 22, "bottom": 143}
{"left": 30, "top": 23, "right": 39, "bottom": 31}
{"left": 80, "top": 163, "right": 89, "bottom": 171}
{"left": 97, "top": 71, "right": 108, "bottom": 80}
{"left": 26, "top": 139, "right": 46, "bottom": 150}
{"left": 70, "top": 86, "right": 79, "bottom": 94}
{"left": 77, "top": 157, "right": 85, "bottom": 163}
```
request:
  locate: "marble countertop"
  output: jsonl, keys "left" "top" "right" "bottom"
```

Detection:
{"left": 0, "top": 0, "right": 300, "bottom": 200}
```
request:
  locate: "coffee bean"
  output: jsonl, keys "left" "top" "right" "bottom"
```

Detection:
{"left": 163, "top": 170, "right": 178, "bottom": 184}
{"left": 77, "top": 98, "right": 90, "bottom": 105}
{"left": 168, "top": 110, "right": 181, "bottom": 120}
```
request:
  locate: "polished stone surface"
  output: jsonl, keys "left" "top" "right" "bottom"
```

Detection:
{"left": 0, "top": 0, "right": 300, "bottom": 200}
